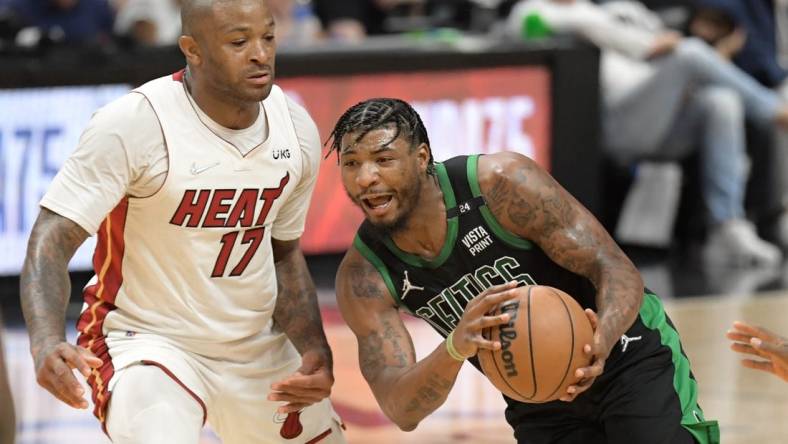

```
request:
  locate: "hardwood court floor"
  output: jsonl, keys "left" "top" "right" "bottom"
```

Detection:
{"left": 4, "top": 291, "right": 788, "bottom": 443}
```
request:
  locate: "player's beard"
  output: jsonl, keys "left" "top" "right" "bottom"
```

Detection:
{"left": 371, "top": 170, "right": 423, "bottom": 237}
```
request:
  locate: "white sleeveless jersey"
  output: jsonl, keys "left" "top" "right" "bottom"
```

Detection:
{"left": 76, "top": 74, "right": 304, "bottom": 362}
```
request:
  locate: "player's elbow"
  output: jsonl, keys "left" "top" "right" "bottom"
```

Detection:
{"left": 381, "top": 404, "right": 421, "bottom": 431}
{"left": 389, "top": 414, "right": 419, "bottom": 432}
{"left": 398, "top": 421, "right": 419, "bottom": 432}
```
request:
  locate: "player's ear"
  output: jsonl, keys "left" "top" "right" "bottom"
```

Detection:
{"left": 178, "top": 35, "right": 202, "bottom": 66}
{"left": 415, "top": 143, "right": 431, "bottom": 173}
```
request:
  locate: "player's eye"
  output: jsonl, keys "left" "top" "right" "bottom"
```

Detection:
{"left": 231, "top": 40, "right": 246, "bottom": 47}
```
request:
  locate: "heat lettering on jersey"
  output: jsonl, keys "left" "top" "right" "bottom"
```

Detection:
{"left": 169, "top": 173, "right": 290, "bottom": 228}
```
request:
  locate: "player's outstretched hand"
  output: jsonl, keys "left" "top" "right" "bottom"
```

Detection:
{"left": 561, "top": 309, "right": 608, "bottom": 402}
{"left": 727, "top": 321, "right": 788, "bottom": 382}
{"left": 269, "top": 349, "right": 334, "bottom": 414}
{"left": 451, "top": 281, "right": 521, "bottom": 359}
{"left": 34, "top": 341, "right": 102, "bottom": 409}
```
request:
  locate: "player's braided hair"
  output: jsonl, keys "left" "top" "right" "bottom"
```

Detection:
{"left": 325, "top": 98, "right": 436, "bottom": 176}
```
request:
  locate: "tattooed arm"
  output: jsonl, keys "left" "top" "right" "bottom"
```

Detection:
{"left": 21, "top": 208, "right": 102, "bottom": 409}
{"left": 268, "top": 238, "right": 334, "bottom": 413}
{"left": 335, "top": 247, "right": 518, "bottom": 430}
{"left": 0, "top": 312, "right": 16, "bottom": 443}
{"left": 478, "top": 152, "right": 644, "bottom": 400}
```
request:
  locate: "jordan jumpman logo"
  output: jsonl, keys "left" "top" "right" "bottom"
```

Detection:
{"left": 620, "top": 334, "right": 642, "bottom": 352}
{"left": 401, "top": 271, "right": 424, "bottom": 300}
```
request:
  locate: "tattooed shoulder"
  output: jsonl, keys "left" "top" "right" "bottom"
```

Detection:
{"left": 477, "top": 151, "right": 576, "bottom": 240}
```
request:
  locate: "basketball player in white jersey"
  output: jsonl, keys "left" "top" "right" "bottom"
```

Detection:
{"left": 20, "top": 1, "right": 345, "bottom": 443}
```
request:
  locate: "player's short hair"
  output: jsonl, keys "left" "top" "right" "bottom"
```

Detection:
{"left": 326, "top": 98, "right": 435, "bottom": 175}
{"left": 181, "top": 0, "right": 230, "bottom": 35}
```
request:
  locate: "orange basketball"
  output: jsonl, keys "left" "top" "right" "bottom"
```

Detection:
{"left": 477, "top": 285, "right": 593, "bottom": 403}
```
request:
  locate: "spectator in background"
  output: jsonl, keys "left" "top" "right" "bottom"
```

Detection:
{"left": 267, "top": 0, "right": 323, "bottom": 45}
{"left": 114, "top": 0, "right": 182, "bottom": 46}
{"left": 9, "top": 0, "right": 114, "bottom": 45}
{"left": 312, "top": 0, "right": 389, "bottom": 41}
{"left": 311, "top": 0, "right": 518, "bottom": 42}
{"left": 508, "top": 0, "right": 788, "bottom": 267}
{"left": 113, "top": 0, "right": 324, "bottom": 47}
{"left": 688, "top": 0, "right": 788, "bottom": 248}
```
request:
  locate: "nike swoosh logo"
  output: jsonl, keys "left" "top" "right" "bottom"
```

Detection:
{"left": 190, "top": 161, "right": 220, "bottom": 175}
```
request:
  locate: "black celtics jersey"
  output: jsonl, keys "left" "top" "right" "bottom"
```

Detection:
{"left": 354, "top": 154, "right": 597, "bottom": 337}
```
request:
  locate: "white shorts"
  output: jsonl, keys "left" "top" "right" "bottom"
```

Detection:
{"left": 86, "top": 330, "right": 345, "bottom": 443}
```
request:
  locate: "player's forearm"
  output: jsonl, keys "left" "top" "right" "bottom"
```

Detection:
{"left": 21, "top": 258, "right": 71, "bottom": 351}
{"left": 273, "top": 249, "right": 332, "bottom": 366}
{"left": 368, "top": 341, "right": 462, "bottom": 431}
{"left": 592, "top": 254, "right": 644, "bottom": 349}
{"left": 20, "top": 210, "right": 86, "bottom": 356}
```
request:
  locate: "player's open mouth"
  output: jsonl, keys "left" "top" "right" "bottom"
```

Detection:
{"left": 362, "top": 195, "right": 393, "bottom": 215}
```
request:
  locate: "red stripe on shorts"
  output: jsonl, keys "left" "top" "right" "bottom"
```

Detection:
{"left": 140, "top": 360, "right": 208, "bottom": 425}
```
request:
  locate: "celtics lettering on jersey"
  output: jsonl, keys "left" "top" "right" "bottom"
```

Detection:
{"left": 169, "top": 173, "right": 290, "bottom": 278}
{"left": 411, "top": 256, "right": 536, "bottom": 337}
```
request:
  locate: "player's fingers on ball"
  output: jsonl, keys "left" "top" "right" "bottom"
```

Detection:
{"left": 475, "top": 289, "right": 519, "bottom": 315}
{"left": 572, "top": 379, "right": 595, "bottom": 395}
{"left": 474, "top": 337, "right": 501, "bottom": 351}
{"left": 474, "top": 285, "right": 516, "bottom": 307}
{"left": 476, "top": 313, "right": 511, "bottom": 329}
{"left": 571, "top": 375, "right": 595, "bottom": 391}
{"left": 583, "top": 309, "right": 598, "bottom": 329}
{"left": 497, "top": 288, "right": 522, "bottom": 304}
{"left": 589, "top": 361, "right": 605, "bottom": 377}
{"left": 573, "top": 364, "right": 596, "bottom": 379}
{"left": 481, "top": 281, "right": 518, "bottom": 296}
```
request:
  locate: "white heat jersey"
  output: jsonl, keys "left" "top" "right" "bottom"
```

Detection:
{"left": 72, "top": 74, "right": 306, "bottom": 363}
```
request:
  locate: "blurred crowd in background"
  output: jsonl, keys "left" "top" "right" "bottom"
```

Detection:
{"left": 4, "top": 0, "right": 788, "bottom": 269}
{"left": 0, "top": 0, "right": 520, "bottom": 48}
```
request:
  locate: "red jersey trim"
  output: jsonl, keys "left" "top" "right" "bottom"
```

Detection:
{"left": 76, "top": 197, "right": 129, "bottom": 427}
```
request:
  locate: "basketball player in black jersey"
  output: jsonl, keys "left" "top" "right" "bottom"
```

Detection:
{"left": 329, "top": 98, "right": 720, "bottom": 443}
